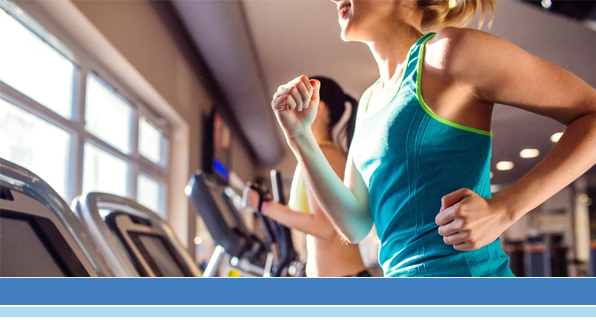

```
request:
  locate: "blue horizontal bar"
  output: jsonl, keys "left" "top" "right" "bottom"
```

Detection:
{"left": 0, "top": 278, "right": 594, "bottom": 305}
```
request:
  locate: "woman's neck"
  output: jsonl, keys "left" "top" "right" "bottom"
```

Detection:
{"left": 365, "top": 23, "right": 423, "bottom": 88}
{"left": 312, "top": 124, "right": 332, "bottom": 144}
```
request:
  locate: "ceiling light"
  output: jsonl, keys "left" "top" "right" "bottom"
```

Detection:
{"left": 541, "top": 0, "right": 552, "bottom": 9}
{"left": 496, "top": 161, "right": 514, "bottom": 171}
{"left": 551, "top": 132, "right": 563, "bottom": 143}
{"left": 490, "top": 171, "right": 494, "bottom": 179}
{"left": 520, "top": 149, "right": 540, "bottom": 159}
{"left": 491, "top": 185, "right": 502, "bottom": 193}
{"left": 194, "top": 236, "right": 203, "bottom": 245}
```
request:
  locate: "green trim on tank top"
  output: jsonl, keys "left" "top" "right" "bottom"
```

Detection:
{"left": 416, "top": 34, "right": 493, "bottom": 137}
{"left": 363, "top": 34, "right": 429, "bottom": 115}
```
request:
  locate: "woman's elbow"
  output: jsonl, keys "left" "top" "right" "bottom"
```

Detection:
{"left": 344, "top": 233, "right": 366, "bottom": 244}
{"left": 343, "top": 223, "right": 374, "bottom": 244}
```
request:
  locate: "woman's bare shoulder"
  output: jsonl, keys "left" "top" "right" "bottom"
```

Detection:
{"left": 428, "top": 27, "right": 515, "bottom": 83}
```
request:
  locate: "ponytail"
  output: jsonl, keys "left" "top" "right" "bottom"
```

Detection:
{"left": 310, "top": 75, "right": 359, "bottom": 153}
{"left": 418, "top": 0, "right": 496, "bottom": 31}
{"left": 330, "top": 94, "right": 358, "bottom": 153}
{"left": 343, "top": 95, "right": 358, "bottom": 152}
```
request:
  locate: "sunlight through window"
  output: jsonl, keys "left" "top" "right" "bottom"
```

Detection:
{"left": 0, "top": 98, "right": 71, "bottom": 198}
{"left": 85, "top": 74, "right": 133, "bottom": 154}
{"left": 0, "top": 9, "right": 74, "bottom": 119}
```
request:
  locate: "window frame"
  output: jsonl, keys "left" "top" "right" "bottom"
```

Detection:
{"left": 0, "top": 0, "right": 170, "bottom": 217}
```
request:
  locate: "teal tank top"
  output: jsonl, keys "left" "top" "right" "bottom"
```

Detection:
{"left": 349, "top": 33, "right": 514, "bottom": 277}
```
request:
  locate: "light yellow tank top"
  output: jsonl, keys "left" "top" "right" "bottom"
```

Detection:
{"left": 288, "top": 141, "right": 339, "bottom": 213}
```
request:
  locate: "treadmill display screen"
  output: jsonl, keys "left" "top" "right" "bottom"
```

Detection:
{"left": 131, "top": 233, "right": 185, "bottom": 277}
{"left": 0, "top": 216, "right": 65, "bottom": 277}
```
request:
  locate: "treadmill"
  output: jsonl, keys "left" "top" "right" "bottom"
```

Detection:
{"left": 0, "top": 157, "right": 113, "bottom": 277}
{"left": 269, "top": 170, "right": 303, "bottom": 277}
{"left": 187, "top": 171, "right": 270, "bottom": 277}
{"left": 72, "top": 193, "right": 201, "bottom": 277}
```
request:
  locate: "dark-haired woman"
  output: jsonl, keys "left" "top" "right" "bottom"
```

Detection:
{"left": 269, "top": 0, "right": 596, "bottom": 277}
{"left": 246, "top": 76, "right": 369, "bottom": 277}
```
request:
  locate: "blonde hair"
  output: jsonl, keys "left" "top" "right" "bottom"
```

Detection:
{"left": 418, "top": 0, "right": 496, "bottom": 31}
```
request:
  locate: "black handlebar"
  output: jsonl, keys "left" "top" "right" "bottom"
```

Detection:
{"left": 270, "top": 170, "right": 297, "bottom": 277}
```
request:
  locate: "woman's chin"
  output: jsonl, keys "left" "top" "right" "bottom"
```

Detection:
{"left": 340, "top": 32, "right": 348, "bottom": 42}
{"left": 340, "top": 28, "right": 354, "bottom": 42}
{"left": 340, "top": 24, "right": 365, "bottom": 42}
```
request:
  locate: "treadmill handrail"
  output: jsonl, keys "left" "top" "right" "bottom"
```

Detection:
{"left": 73, "top": 194, "right": 139, "bottom": 277}
{"left": 0, "top": 157, "right": 115, "bottom": 277}
{"left": 75, "top": 192, "right": 202, "bottom": 277}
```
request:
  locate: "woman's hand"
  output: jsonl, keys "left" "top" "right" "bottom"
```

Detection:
{"left": 271, "top": 75, "right": 321, "bottom": 139}
{"left": 435, "top": 188, "right": 514, "bottom": 251}
{"left": 429, "top": 28, "right": 596, "bottom": 252}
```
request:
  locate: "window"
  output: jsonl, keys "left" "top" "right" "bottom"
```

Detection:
{"left": 0, "top": 6, "right": 74, "bottom": 119}
{"left": 0, "top": 98, "right": 71, "bottom": 198}
{"left": 137, "top": 174, "right": 166, "bottom": 217}
{"left": 85, "top": 74, "right": 133, "bottom": 154}
{"left": 139, "top": 117, "right": 168, "bottom": 166}
{"left": 83, "top": 143, "right": 129, "bottom": 197}
{"left": 0, "top": 1, "right": 170, "bottom": 216}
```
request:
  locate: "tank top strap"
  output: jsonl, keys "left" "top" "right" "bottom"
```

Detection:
{"left": 364, "top": 33, "right": 437, "bottom": 115}
{"left": 405, "top": 32, "right": 436, "bottom": 75}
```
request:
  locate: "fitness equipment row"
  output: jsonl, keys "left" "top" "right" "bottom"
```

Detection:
{"left": 0, "top": 156, "right": 300, "bottom": 277}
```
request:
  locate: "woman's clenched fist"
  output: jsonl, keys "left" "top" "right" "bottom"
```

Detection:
{"left": 271, "top": 75, "right": 320, "bottom": 139}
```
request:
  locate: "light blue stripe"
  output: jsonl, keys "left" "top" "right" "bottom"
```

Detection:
{"left": 0, "top": 306, "right": 596, "bottom": 317}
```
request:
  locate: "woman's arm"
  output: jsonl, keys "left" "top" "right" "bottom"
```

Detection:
{"left": 271, "top": 76, "right": 374, "bottom": 243}
{"left": 251, "top": 146, "right": 348, "bottom": 240}
{"left": 434, "top": 28, "right": 596, "bottom": 251}
{"left": 261, "top": 202, "right": 335, "bottom": 239}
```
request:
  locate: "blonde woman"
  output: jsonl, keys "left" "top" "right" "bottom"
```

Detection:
{"left": 270, "top": 0, "right": 596, "bottom": 276}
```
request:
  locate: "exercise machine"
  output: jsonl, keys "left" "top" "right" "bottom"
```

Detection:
{"left": 269, "top": 170, "right": 304, "bottom": 277}
{"left": 187, "top": 171, "right": 270, "bottom": 277}
{"left": 72, "top": 192, "right": 201, "bottom": 277}
{"left": 0, "top": 157, "right": 113, "bottom": 277}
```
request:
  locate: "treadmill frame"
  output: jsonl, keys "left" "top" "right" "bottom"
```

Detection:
{"left": 0, "top": 158, "right": 112, "bottom": 276}
{"left": 73, "top": 192, "right": 202, "bottom": 277}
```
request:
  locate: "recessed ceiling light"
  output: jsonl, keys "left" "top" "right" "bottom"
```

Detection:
{"left": 496, "top": 161, "right": 514, "bottom": 171}
{"left": 490, "top": 171, "right": 494, "bottom": 179}
{"left": 520, "top": 149, "right": 540, "bottom": 159}
{"left": 491, "top": 184, "right": 502, "bottom": 193}
{"left": 551, "top": 132, "right": 563, "bottom": 143}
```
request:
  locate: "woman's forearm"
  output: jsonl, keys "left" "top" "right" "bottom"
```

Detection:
{"left": 263, "top": 201, "right": 335, "bottom": 239}
{"left": 287, "top": 130, "right": 373, "bottom": 243}
{"left": 493, "top": 112, "right": 596, "bottom": 223}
